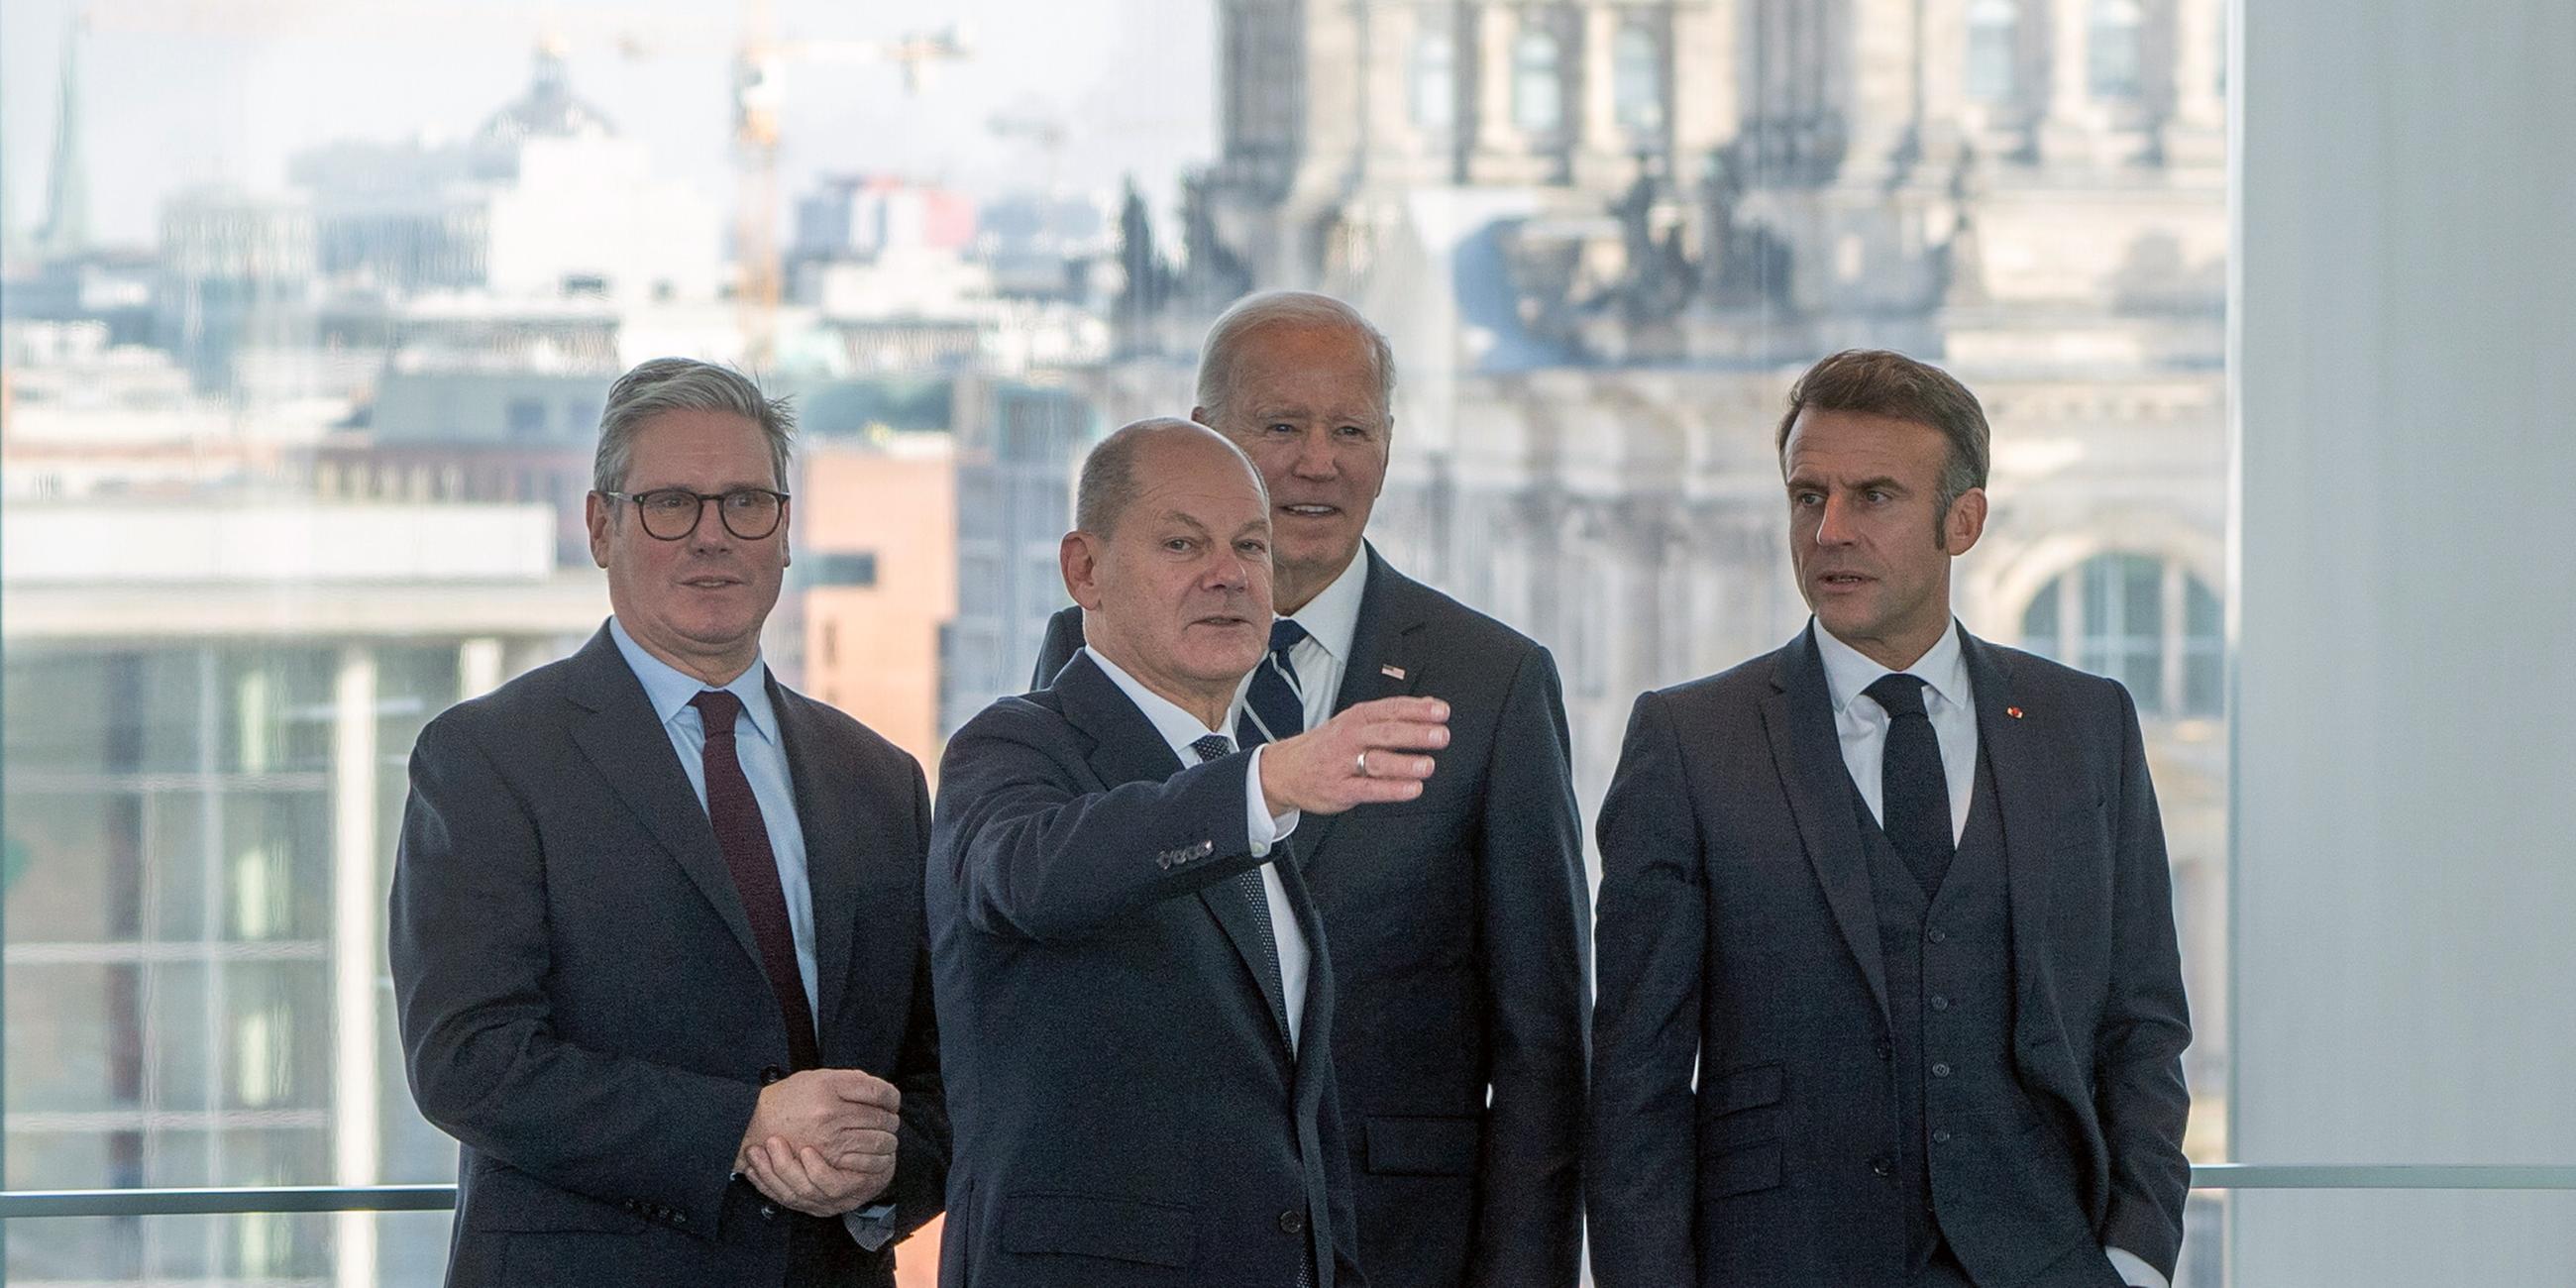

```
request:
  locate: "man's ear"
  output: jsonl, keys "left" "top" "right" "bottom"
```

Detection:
{"left": 585, "top": 490, "right": 612, "bottom": 569}
{"left": 1942, "top": 486, "right": 1988, "bottom": 556}
{"left": 1061, "top": 531, "right": 1106, "bottom": 610}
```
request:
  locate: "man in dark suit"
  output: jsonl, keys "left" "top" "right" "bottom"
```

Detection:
{"left": 934, "top": 417, "right": 1450, "bottom": 1287}
{"left": 1587, "top": 350, "right": 2193, "bottom": 1288}
{"left": 391, "top": 359, "right": 946, "bottom": 1288}
{"left": 1031, "top": 293, "right": 1589, "bottom": 1288}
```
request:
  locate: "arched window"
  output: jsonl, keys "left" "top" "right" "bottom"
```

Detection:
{"left": 1613, "top": 25, "right": 1664, "bottom": 133}
{"left": 2020, "top": 553, "right": 2223, "bottom": 717}
{"left": 1411, "top": 29, "right": 1457, "bottom": 131}
{"left": 2088, "top": 0, "right": 2146, "bottom": 101}
{"left": 1967, "top": 0, "right": 2021, "bottom": 104}
{"left": 1513, "top": 27, "right": 1564, "bottom": 133}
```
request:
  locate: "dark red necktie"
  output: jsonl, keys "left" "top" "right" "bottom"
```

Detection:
{"left": 691, "top": 690, "right": 820, "bottom": 1071}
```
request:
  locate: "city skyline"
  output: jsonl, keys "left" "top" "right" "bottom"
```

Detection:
{"left": 0, "top": 0, "right": 1218, "bottom": 252}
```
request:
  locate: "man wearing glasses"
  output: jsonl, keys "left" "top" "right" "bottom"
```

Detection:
{"left": 391, "top": 358, "right": 947, "bottom": 1288}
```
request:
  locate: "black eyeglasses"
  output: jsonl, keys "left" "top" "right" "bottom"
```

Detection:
{"left": 601, "top": 488, "right": 791, "bottom": 541}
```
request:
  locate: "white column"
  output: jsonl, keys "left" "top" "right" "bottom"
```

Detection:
{"left": 2162, "top": 0, "right": 2224, "bottom": 163}
{"left": 2037, "top": 0, "right": 2095, "bottom": 159}
{"left": 1575, "top": 4, "right": 1627, "bottom": 185}
{"left": 2233, "top": 0, "right": 2576, "bottom": 1281}
{"left": 330, "top": 646, "right": 380, "bottom": 1288}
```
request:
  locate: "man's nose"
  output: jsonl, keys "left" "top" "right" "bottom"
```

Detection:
{"left": 1291, "top": 428, "right": 1340, "bottom": 479}
{"left": 1813, "top": 493, "right": 1858, "bottom": 544}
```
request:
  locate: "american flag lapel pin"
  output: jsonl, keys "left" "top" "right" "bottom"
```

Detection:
{"left": 1381, "top": 664, "right": 1407, "bottom": 681}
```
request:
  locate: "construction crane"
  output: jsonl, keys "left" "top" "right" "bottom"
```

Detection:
{"left": 735, "top": 0, "right": 970, "bottom": 366}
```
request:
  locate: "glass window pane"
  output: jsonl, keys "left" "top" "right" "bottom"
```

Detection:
{"left": 1515, "top": 30, "right": 1564, "bottom": 133}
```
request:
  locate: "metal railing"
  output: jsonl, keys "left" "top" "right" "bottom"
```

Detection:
{"left": 1, "top": 1165, "right": 2570, "bottom": 1221}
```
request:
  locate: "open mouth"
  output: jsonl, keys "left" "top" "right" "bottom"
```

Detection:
{"left": 1279, "top": 504, "right": 1340, "bottom": 519}
{"left": 681, "top": 576, "right": 743, "bottom": 590}
{"left": 1815, "top": 573, "right": 1874, "bottom": 589}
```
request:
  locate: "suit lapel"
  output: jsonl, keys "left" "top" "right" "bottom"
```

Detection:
{"left": 1765, "top": 625, "right": 1891, "bottom": 1025}
{"left": 1959, "top": 631, "right": 2057, "bottom": 1039}
{"left": 562, "top": 626, "right": 766, "bottom": 975}
{"left": 1055, "top": 655, "right": 1296, "bottom": 1061}
{"left": 1296, "top": 548, "right": 1429, "bottom": 868}
{"left": 770, "top": 680, "right": 859, "bottom": 1043}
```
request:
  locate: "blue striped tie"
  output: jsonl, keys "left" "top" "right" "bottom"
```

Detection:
{"left": 1234, "top": 619, "right": 1310, "bottom": 749}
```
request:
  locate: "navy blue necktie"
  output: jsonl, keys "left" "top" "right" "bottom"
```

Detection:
{"left": 1234, "top": 619, "right": 1310, "bottom": 749}
{"left": 1191, "top": 734, "right": 1292, "bottom": 1047}
{"left": 1865, "top": 673, "right": 1955, "bottom": 894}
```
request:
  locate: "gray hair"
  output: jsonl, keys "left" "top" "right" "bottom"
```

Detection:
{"left": 1194, "top": 290, "right": 1397, "bottom": 422}
{"left": 591, "top": 358, "right": 796, "bottom": 493}
{"left": 1076, "top": 417, "right": 1265, "bottom": 538}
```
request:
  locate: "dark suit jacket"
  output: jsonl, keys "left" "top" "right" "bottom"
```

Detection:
{"left": 1032, "top": 546, "right": 1590, "bottom": 1288}
{"left": 1585, "top": 623, "right": 2192, "bottom": 1288}
{"left": 390, "top": 623, "right": 947, "bottom": 1288}
{"left": 927, "top": 651, "right": 1363, "bottom": 1288}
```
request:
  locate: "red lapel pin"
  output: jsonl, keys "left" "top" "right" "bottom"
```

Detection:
{"left": 2006, "top": 705, "right": 2025, "bottom": 719}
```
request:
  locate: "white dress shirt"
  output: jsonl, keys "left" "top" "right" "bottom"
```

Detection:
{"left": 609, "top": 616, "right": 817, "bottom": 1016}
{"left": 1811, "top": 620, "right": 2167, "bottom": 1288}
{"left": 1814, "top": 620, "right": 1979, "bottom": 844}
{"left": 1085, "top": 647, "right": 1312, "bottom": 1053}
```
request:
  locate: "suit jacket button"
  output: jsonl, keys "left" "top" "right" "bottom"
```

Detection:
{"left": 672, "top": 1212, "right": 686, "bottom": 1226}
{"left": 1871, "top": 1156, "right": 1894, "bottom": 1179}
{"left": 1278, "top": 1209, "right": 1306, "bottom": 1235}
{"left": 761, "top": 1065, "right": 786, "bottom": 1085}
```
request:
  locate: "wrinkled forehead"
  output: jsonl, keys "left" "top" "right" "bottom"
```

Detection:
{"left": 1780, "top": 408, "right": 1950, "bottom": 481}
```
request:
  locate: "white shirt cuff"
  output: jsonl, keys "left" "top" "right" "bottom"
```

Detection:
{"left": 1243, "top": 745, "right": 1299, "bottom": 854}
{"left": 2105, "top": 1245, "right": 2168, "bottom": 1288}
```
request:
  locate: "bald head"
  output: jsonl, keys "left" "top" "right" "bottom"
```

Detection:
{"left": 1075, "top": 417, "right": 1269, "bottom": 538}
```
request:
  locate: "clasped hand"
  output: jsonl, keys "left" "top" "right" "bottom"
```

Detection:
{"left": 734, "top": 1068, "right": 902, "bottom": 1218}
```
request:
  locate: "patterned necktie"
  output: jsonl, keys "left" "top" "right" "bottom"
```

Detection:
{"left": 1864, "top": 673, "right": 1956, "bottom": 894}
{"left": 1234, "top": 619, "right": 1311, "bottom": 749}
{"left": 1191, "top": 733, "right": 1293, "bottom": 1046}
{"left": 691, "top": 690, "right": 820, "bottom": 1070}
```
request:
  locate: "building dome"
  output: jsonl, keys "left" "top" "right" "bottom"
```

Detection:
{"left": 471, "top": 43, "right": 617, "bottom": 177}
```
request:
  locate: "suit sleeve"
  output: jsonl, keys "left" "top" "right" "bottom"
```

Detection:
{"left": 1583, "top": 690, "right": 1706, "bottom": 1288}
{"left": 389, "top": 714, "right": 758, "bottom": 1235}
{"left": 932, "top": 709, "right": 1274, "bottom": 945}
{"left": 1029, "top": 607, "right": 1083, "bottom": 692}
{"left": 881, "top": 760, "right": 952, "bottom": 1240}
{"left": 1467, "top": 646, "right": 1592, "bottom": 1288}
{"left": 2093, "top": 683, "right": 2195, "bottom": 1276}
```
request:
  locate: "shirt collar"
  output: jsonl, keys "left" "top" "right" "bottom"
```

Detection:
{"left": 1281, "top": 545, "right": 1370, "bottom": 663}
{"left": 1814, "top": 617, "right": 1971, "bottom": 717}
{"left": 608, "top": 615, "right": 777, "bottom": 743}
{"left": 1083, "top": 646, "right": 1233, "bottom": 761}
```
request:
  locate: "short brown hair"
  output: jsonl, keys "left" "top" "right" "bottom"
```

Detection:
{"left": 1774, "top": 349, "right": 1990, "bottom": 523}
